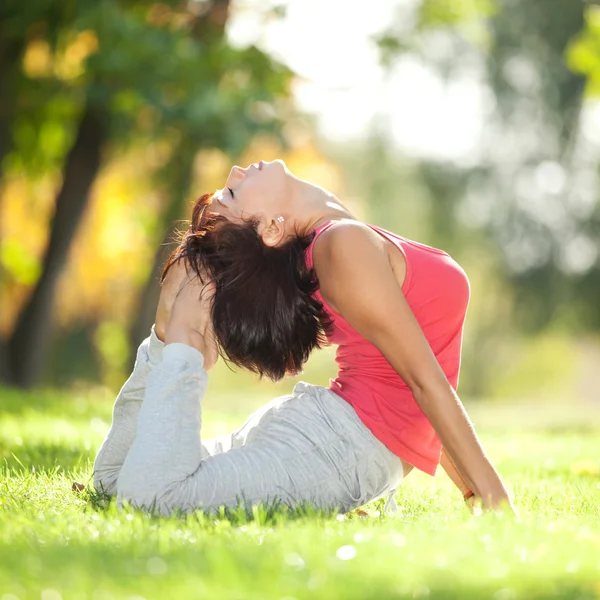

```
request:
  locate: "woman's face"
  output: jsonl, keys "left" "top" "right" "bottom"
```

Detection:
{"left": 212, "top": 159, "right": 291, "bottom": 225}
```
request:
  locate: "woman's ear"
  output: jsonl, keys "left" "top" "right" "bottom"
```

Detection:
{"left": 261, "top": 216, "right": 286, "bottom": 247}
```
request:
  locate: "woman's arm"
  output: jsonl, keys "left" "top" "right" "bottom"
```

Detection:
{"left": 440, "top": 447, "right": 478, "bottom": 510}
{"left": 313, "top": 222, "right": 513, "bottom": 512}
{"left": 93, "top": 259, "right": 191, "bottom": 494}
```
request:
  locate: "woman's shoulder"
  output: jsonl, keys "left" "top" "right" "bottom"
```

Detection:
{"left": 315, "top": 218, "right": 397, "bottom": 251}
{"left": 312, "top": 219, "right": 399, "bottom": 272}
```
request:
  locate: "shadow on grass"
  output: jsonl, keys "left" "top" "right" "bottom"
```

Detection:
{"left": 0, "top": 386, "right": 113, "bottom": 419}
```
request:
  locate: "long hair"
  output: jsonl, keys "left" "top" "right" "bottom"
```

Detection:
{"left": 162, "top": 193, "right": 332, "bottom": 381}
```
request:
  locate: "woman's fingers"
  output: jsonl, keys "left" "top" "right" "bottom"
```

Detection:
{"left": 173, "top": 276, "right": 214, "bottom": 329}
{"left": 155, "top": 259, "right": 191, "bottom": 341}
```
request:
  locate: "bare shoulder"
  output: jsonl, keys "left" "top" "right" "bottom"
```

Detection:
{"left": 312, "top": 219, "right": 408, "bottom": 303}
{"left": 312, "top": 220, "right": 387, "bottom": 268}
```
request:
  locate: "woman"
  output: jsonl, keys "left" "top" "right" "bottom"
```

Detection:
{"left": 93, "top": 159, "right": 514, "bottom": 516}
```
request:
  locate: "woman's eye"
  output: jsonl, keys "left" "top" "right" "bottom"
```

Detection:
{"left": 227, "top": 187, "right": 235, "bottom": 198}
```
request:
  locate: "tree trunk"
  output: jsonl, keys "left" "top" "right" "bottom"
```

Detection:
{"left": 126, "top": 0, "right": 231, "bottom": 362}
{"left": 0, "top": 38, "right": 25, "bottom": 178}
{"left": 5, "top": 103, "right": 107, "bottom": 387}
{"left": 0, "top": 40, "right": 28, "bottom": 379}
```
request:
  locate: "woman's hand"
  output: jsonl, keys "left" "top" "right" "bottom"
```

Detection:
{"left": 441, "top": 448, "right": 516, "bottom": 515}
{"left": 164, "top": 272, "right": 219, "bottom": 370}
{"left": 155, "top": 259, "right": 190, "bottom": 342}
{"left": 478, "top": 486, "right": 517, "bottom": 514}
{"left": 468, "top": 491, "right": 518, "bottom": 517}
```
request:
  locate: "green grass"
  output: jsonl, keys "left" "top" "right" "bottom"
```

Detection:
{"left": 1, "top": 386, "right": 599, "bottom": 600}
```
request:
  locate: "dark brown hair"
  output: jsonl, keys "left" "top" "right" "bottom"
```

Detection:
{"left": 162, "top": 193, "right": 332, "bottom": 381}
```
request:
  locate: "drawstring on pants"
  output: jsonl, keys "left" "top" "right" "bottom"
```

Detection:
{"left": 384, "top": 489, "right": 398, "bottom": 516}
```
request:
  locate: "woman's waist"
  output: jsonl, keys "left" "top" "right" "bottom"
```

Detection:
{"left": 331, "top": 369, "right": 408, "bottom": 393}
{"left": 327, "top": 376, "right": 442, "bottom": 475}
{"left": 328, "top": 374, "right": 426, "bottom": 416}
{"left": 334, "top": 350, "right": 461, "bottom": 389}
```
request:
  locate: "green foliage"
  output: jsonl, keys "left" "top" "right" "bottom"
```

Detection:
{"left": 3, "top": 0, "right": 293, "bottom": 176}
{"left": 1, "top": 0, "right": 296, "bottom": 387}
{"left": 417, "top": 0, "right": 497, "bottom": 28}
{"left": 567, "top": 6, "right": 600, "bottom": 96}
{"left": 1, "top": 386, "right": 600, "bottom": 599}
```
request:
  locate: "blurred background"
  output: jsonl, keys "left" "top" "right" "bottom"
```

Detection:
{"left": 1, "top": 0, "right": 599, "bottom": 414}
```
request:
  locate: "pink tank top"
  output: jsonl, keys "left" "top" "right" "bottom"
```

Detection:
{"left": 306, "top": 221, "right": 471, "bottom": 475}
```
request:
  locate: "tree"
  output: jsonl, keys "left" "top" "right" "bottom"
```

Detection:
{"left": 1, "top": 0, "right": 293, "bottom": 387}
{"left": 127, "top": 2, "right": 294, "bottom": 363}
{"left": 377, "top": 0, "right": 594, "bottom": 333}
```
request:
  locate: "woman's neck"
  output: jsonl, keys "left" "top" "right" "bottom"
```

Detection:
{"left": 288, "top": 177, "right": 356, "bottom": 237}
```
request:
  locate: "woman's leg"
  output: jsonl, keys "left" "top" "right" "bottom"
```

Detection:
{"left": 116, "top": 343, "right": 404, "bottom": 515}
{"left": 93, "top": 327, "right": 164, "bottom": 495}
{"left": 115, "top": 342, "right": 217, "bottom": 512}
{"left": 93, "top": 327, "right": 234, "bottom": 493}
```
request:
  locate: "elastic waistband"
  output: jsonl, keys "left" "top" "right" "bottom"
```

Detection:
{"left": 292, "top": 381, "right": 400, "bottom": 461}
{"left": 292, "top": 381, "right": 366, "bottom": 424}
{"left": 293, "top": 381, "right": 404, "bottom": 517}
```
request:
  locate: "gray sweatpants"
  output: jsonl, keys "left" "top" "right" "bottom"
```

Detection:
{"left": 93, "top": 328, "right": 404, "bottom": 516}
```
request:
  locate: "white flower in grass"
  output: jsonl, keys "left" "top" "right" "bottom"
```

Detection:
{"left": 336, "top": 544, "right": 357, "bottom": 560}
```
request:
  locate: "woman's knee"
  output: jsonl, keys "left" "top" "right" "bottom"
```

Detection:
{"left": 115, "top": 464, "right": 168, "bottom": 513}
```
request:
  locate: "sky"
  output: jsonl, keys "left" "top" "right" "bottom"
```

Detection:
{"left": 227, "top": 0, "right": 488, "bottom": 162}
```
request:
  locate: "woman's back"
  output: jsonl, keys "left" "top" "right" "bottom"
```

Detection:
{"left": 306, "top": 220, "right": 471, "bottom": 475}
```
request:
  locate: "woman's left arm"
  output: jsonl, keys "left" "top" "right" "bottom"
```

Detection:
{"left": 440, "top": 447, "right": 478, "bottom": 510}
{"left": 313, "top": 223, "right": 514, "bottom": 512}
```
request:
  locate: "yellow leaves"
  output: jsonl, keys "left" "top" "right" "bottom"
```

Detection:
{"left": 0, "top": 144, "right": 163, "bottom": 338}
{"left": 22, "top": 30, "right": 99, "bottom": 82}
{"left": 0, "top": 132, "right": 337, "bottom": 383}
{"left": 23, "top": 39, "right": 53, "bottom": 78}
{"left": 0, "top": 176, "right": 56, "bottom": 335}
{"left": 56, "top": 150, "right": 161, "bottom": 328}
{"left": 56, "top": 30, "right": 99, "bottom": 81}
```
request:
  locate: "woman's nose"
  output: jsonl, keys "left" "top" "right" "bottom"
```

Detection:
{"left": 231, "top": 165, "right": 246, "bottom": 181}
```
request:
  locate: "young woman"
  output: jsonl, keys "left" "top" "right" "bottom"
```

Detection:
{"left": 93, "top": 159, "right": 514, "bottom": 516}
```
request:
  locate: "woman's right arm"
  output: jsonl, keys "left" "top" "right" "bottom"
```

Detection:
{"left": 313, "top": 222, "right": 514, "bottom": 512}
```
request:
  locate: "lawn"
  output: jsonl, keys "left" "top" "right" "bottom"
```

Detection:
{"left": 1, "top": 385, "right": 599, "bottom": 600}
